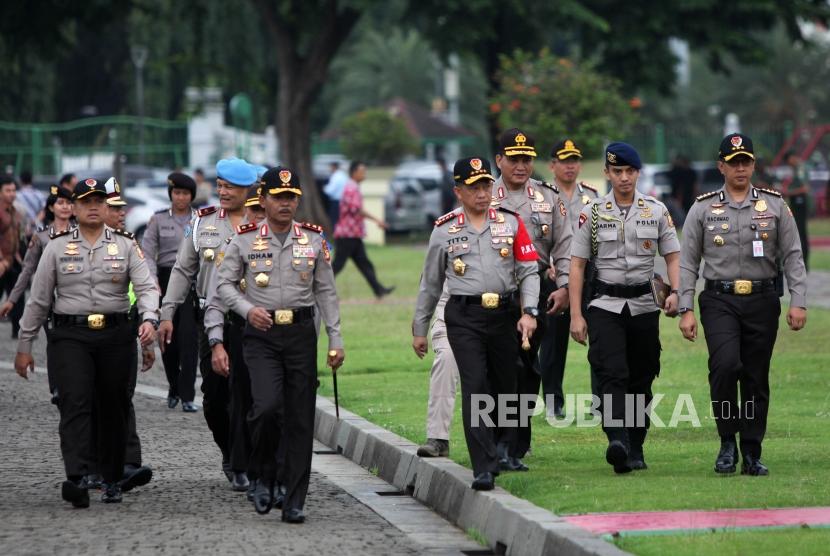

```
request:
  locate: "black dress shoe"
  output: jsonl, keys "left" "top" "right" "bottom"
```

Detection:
{"left": 50, "top": 388, "right": 60, "bottom": 406}
{"left": 471, "top": 472, "right": 495, "bottom": 491}
{"left": 61, "top": 480, "right": 90, "bottom": 508}
{"left": 606, "top": 440, "right": 632, "bottom": 474}
{"left": 81, "top": 473, "right": 103, "bottom": 490}
{"left": 628, "top": 446, "right": 648, "bottom": 470}
{"left": 222, "top": 460, "right": 233, "bottom": 483}
{"left": 375, "top": 286, "right": 396, "bottom": 299}
{"left": 509, "top": 457, "right": 529, "bottom": 471}
{"left": 741, "top": 455, "right": 769, "bottom": 476}
{"left": 182, "top": 401, "right": 198, "bottom": 413}
{"left": 102, "top": 483, "right": 123, "bottom": 503}
{"left": 281, "top": 508, "right": 305, "bottom": 523}
{"left": 274, "top": 483, "right": 287, "bottom": 510}
{"left": 252, "top": 480, "right": 274, "bottom": 515}
{"left": 167, "top": 396, "right": 179, "bottom": 409}
{"left": 232, "top": 471, "right": 250, "bottom": 492}
{"left": 714, "top": 440, "right": 738, "bottom": 474}
{"left": 121, "top": 465, "right": 153, "bottom": 492}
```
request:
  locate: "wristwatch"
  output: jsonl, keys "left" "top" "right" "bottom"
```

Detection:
{"left": 670, "top": 289, "right": 679, "bottom": 295}
{"left": 143, "top": 318, "right": 160, "bottom": 330}
{"left": 523, "top": 307, "right": 539, "bottom": 318}
{"left": 678, "top": 307, "right": 692, "bottom": 314}
{"left": 208, "top": 338, "right": 223, "bottom": 348}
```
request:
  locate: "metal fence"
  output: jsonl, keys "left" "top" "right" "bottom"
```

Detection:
{"left": 0, "top": 116, "right": 188, "bottom": 176}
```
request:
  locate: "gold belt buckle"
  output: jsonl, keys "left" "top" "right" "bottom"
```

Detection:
{"left": 734, "top": 280, "right": 752, "bottom": 295}
{"left": 481, "top": 293, "right": 500, "bottom": 309}
{"left": 274, "top": 310, "right": 294, "bottom": 325}
{"left": 88, "top": 314, "right": 105, "bottom": 329}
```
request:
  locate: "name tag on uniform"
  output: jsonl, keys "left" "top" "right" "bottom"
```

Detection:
{"left": 752, "top": 240, "right": 764, "bottom": 257}
{"left": 489, "top": 223, "right": 513, "bottom": 236}
{"left": 292, "top": 245, "right": 315, "bottom": 258}
{"left": 530, "top": 202, "right": 552, "bottom": 213}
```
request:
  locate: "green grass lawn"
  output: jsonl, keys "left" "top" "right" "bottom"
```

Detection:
{"left": 320, "top": 245, "right": 830, "bottom": 555}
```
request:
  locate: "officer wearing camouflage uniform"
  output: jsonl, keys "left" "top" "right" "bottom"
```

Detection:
{"left": 569, "top": 142, "right": 680, "bottom": 474}
{"left": 142, "top": 172, "right": 199, "bottom": 412}
{"left": 158, "top": 158, "right": 256, "bottom": 485}
{"left": 14, "top": 178, "right": 159, "bottom": 507}
{"left": 218, "top": 166, "right": 344, "bottom": 523}
{"left": 491, "top": 128, "right": 573, "bottom": 470}
{"left": 413, "top": 157, "right": 540, "bottom": 491}
{"left": 539, "top": 139, "right": 598, "bottom": 418}
{"left": 679, "top": 133, "right": 807, "bottom": 476}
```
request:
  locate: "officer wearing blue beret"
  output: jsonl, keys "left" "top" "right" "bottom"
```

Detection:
{"left": 158, "top": 158, "right": 257, "bottom": 490}
{"left": 569, "top": 142, "right": 681, "bottom": 473}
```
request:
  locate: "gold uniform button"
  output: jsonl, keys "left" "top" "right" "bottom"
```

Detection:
{"left": 203, "top": 248, "right": 215, "bottom": 261}
{"left": 713, "top": 235, "right": 725, "bottom": 246}
{"left": 255, "top": 273, "right": 269, "bottom": 287}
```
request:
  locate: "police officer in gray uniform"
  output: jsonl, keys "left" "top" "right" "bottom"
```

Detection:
{"left": 157, "top": 158, "right": 256, "bottom": 485}
{"left": 491, "top": 128, "right": 572, "bottom": 470}
{"left": 204, "top": 185, "right": 267, "bottom": 498}
{"left": 679, "top": 133, "right": 807, "bottom": 476}
{"left": 218, "top": 167, "right": 344, "bottom": 523}
{"left": 15, "top": 178, "right": 159, "bottom": 507}
{"left": 569, "top": 143, "right": 680, "bottom": 474}
{"left": 413, "top": 157, "right": 540, "bottom": 491}
{"left": 539, "top": 139, "right": 598, "bottom": 418}
{"left": 142, "top": 172, "right": 199, "bottom": 411}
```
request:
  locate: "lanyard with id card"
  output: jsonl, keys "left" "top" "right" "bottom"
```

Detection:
{"left": 752, "top": 231, "right": 764, "bottom": 258}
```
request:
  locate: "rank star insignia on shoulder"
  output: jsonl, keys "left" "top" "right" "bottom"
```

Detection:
{"left": 539, "top": 181, "right": 559, "bottom": 194}
{"left": 756, "top": 187, "right": 782, "bottom": 198}
{"left": 434, "top": 210, "right": 459, "bottom": 227}
{"left": 299, "top": 222, "right": 323, "bottom": 234}
{"left": 579, "top": 181, "right": 598, "bottom": 193}
{"left": 51, "top": 228, "right": 72, "bottom": 240}
{"left": 696, "top": 190, "right": 720, "bottom": 202}
{"left": 113, "top": 228, "right": 135, "bottom": 240}
{"left": 197, "top": 206, "right": 217, "bottom": 217}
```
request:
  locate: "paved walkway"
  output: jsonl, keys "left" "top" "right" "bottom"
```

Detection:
{"left": 0, "top": 328, "right": 481, "bottom": 556}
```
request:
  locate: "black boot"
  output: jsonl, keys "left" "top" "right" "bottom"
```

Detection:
{"left": 714, "top": 440, "right": 738, "bottom": 474}
{"left": 61, "top": 479, "right": 90, "bottom": 509}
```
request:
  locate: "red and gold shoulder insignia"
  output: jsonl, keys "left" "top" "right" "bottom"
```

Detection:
{"left": 434, "top": 211, "right": 458, "bottom": 227}
{"left": 300, "top": 222, "right": 323, "bottom": 234}
{"left": 196, "top": 206, "right": 217, "bottom": 217}
{"left": 237, "top": 222, "right": 258, "bottom": 234}
{"left": 580, "top": 181, "right": 598, "bottom": 193}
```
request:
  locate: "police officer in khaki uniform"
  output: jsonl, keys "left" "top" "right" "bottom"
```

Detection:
{"left": 14, "top": 178, "right": 159, "bottom": 507}
{"left": 569, "top": 142, "right": 680, "bottom": 474}
{"left": 204, "top": 185, "right": 267, "bottom": 498}
{"left": 491, "top": 129, "right": 572, "bottom": 470}
{"left": 142, "top": 172, "right": 199, "bottom": 411}
{"left": 679, "top": 133, "right": 807, "bottom": 476}
{"left": 539, "top": 140, "right": 598, "bottom": 418}
{"left": 158, "top": 158, "right": 256, "bottom": 486}
{"left": 218, "top": 167, "right": 344, "bottom": 523}
{"left": 413, "top": 157, "right": 540, "bottom": 491}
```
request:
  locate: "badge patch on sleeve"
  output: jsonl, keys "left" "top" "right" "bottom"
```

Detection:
{"left": 578, "top": 213, "right": 588, "bottom": 228}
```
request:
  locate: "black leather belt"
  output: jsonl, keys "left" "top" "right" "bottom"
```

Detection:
{"left": 449, "top": 292, "right": 515, "bottom": 309}
{"left": 594, "top": 281, "right": 651, "bottom": 299}
{"left": 53, "top": 313, "right": 131, "bottom": 329}
{"left": 267, "top": 307, "right": 315, "bottom": 325}
{"left": 705, "top": 279, "right": 775, "bottom": 295}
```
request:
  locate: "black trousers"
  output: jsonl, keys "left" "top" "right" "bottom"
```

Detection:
{"left": 227, "top": 316, "right": 252, "bottom": 473}
{"left": 445, "top": 299, "right": 519, "bottom": 477}
{"left": 1, "top": 265, "right": 24, "bottom": 336}
{"left": 790, "top": 195, "right": 809, "bottom": 271}
{"left": 51, "top": 321, "right": 134, "bottom": 483}
{"left": 198, "top": 319, "right": 231, "bottom": 462}
{"left": 158, "top": 267, "right": 198, "bottom": 402}
{"left": 243, "top": 318, "right": 318, "bottom": 511}
{"left": 539, "top": 305, "right": 571, "bottom": 408}
{"left": 331, "top": 238, "right": 385, "bottom": 296}
{"left": 699, "top": 290, "right": 780, "bottom": 459}
{"left": 586, "top": 305, "right": 661, "bottom": 448}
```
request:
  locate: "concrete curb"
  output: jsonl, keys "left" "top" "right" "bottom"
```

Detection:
{"left": 314, "top": 396, "right": 628, "bottom": 556}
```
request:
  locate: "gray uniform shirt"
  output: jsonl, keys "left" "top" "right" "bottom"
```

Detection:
{"left": 491, "top": 177, "right": 572, "bottom": 286}
{"left": 9, "top": 225, "right": 72, "bottom": 305}
{"left": 141, "top": 208, "right": 195, "bottom": 278}
{"left": 412, "top": 207, "right": 541, "bottom": 337}
{"left": 160, "top": 207, "right": 236, "bottom": 321}
{"left": 679, "top": 186, "right": 807, "bottom": 309}
{"left": 216, "top": 221, "right": 343, "bottom": 350}
{"left": 572, "top": 190, "right": 680, "bottom": 316}
{"left": 17, "top": 226, "right": 159, "bottom": 354}
{"left": 559, "top": 181, "right": 600, "bottom": 230}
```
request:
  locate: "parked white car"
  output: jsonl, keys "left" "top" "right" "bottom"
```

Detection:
{"left": 384, "top": 160, "right": 449, "bottom": 232}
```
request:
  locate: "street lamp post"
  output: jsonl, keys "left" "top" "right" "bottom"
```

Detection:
{"left": 131, "top": 45, "right": 148, "bottom": 165}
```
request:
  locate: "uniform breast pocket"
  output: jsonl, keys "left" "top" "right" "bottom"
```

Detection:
{"left": 756, "top": 219, "right": 777, "bottom": 241}
{"left": 102, "top": 261, "right": 127, "bottom": 274}
{"left": 159, "top": 227, "right": 177, "bottom": 238}
{"left": 59, "top": 262, "right": 83, "bottom": 274}
{"left": 291, "top": 257, "right": 316, "bottom": 272}
{"left": 531, "top": 212, "right": 553, "bottom": 239}
{"left": 198, "top": 234, "right": 220, "bottom": 249}
{"left": 490, "top": 237, "right": 514, "bottom": 260}
{"left": 447, "top": 243, "right": 472, "bottom": 257}
{"left": 597, "top": 230, "right": 619, "bottom": 259}
{"left": 636, "top": 227, "right": 658, "bottom": 255}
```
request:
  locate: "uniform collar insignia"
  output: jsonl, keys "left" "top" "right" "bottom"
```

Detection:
{"left": 293, "top": 223, "right": 302, "bottom": 237}
{"left": 219, "top": 209, "right": 226, "bottom": 219}
{"left": 260, "top": 223, "right": 269, "bottom": 237}
{"left": 105, "top": 228, "right": 112, "bottom": 240}
{"left": 457, "top": 213, "right": 465, "bottom": 226}
{"left": 497, "top": 187, "right": 505, "bottom": 199}
{"left": 488, "top": 208, "right": 497, "bottom": 221}
{"left": 718, "top": 190, "right": 726, "bottom": 202}
{"left": 751, "top": 187, "right": 759, "bottom": 199}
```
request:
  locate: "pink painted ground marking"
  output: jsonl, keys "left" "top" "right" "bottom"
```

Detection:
{"left": 564, "top": 507, "right": 830, "bottom": 535}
